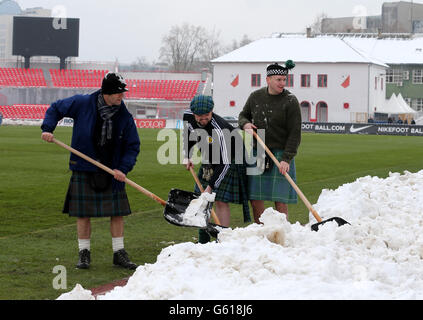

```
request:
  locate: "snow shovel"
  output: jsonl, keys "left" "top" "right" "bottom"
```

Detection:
{"left": 51, "top": 138, "right": 212, "bottom": 229}
{"left": 252, "top": 131, "right": 350, "bottom": 231}
{"left": 188, "top": 166, "right": 228, "bottom": 238}
{"left": 189, "top": 166, "right": 221, "bottom": 225}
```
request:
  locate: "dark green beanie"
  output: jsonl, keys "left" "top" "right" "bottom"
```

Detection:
{"left": 190, "top": 95, "right": 214, "bottom": 115}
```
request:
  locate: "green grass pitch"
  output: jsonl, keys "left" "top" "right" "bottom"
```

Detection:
{"left": 1, "top": 125, "right": 422, "bottom": 299}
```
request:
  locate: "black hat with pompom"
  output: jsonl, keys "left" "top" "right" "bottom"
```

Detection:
{"left": 266, "top": 60, "right": 295, "bottom": 76}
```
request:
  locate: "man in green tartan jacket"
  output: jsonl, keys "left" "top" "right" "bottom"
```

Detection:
{"left": 238, "top": 61, "right": 302, "bottom": 223}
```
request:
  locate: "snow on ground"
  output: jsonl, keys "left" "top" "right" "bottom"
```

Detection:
{"left": 58, "top": 170, "right": 423, "bottom": 300}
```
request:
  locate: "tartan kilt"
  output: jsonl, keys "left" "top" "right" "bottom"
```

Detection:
{"left": 195, "top": 163, "right": 251, "bottom": 222}
{"left": 247, "top": 148, "right": 298, "bottom": 203}
{"left": 63, "top": 171, "right": 132, "bottom": 218}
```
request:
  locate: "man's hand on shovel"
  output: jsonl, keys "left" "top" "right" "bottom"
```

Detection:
{"left": 242, "top": 123, "right": 257, "bottom": 135}
{"left": 278, "top": 161, "right": 290, "bottom": 175}
{"left": 183, "top": 158, "right": 194, "bottom": 170}
{"left": 41, "top": 132, "right": 54, "bottom": 142}
{"left": 113, "top": 170, "right": 126, "bottom": 182}
{"left": 242, "top": 124, "right": 290, "bottom": 175}
{"left": 43, "top": 133, "right": 127, "bottom": 182}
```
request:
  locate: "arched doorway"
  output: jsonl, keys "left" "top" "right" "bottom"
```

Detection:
{"left": 300, "top": 101, "right": 311, "bottom": 122}
{"left": 316, "top": 101, "right": 328, "bottom": 122}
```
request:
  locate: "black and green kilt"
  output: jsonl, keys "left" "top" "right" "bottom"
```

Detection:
{"left": 195, "top": 164, "right": 251, "bottom": 222}
{"left": 247, "top": 148, "right": 298, "bottom": 203}
{"left": 63, "top": 171, "right": 131, "bottom": 218}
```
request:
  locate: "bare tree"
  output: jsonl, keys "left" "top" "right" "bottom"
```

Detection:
{"left": 160, "top": 24, "right": 206, "bottom": 71}
{"left": 309, "top": 12, "right": 328, "bottom": 34}
{"left": 239, "top": 34, "right": 253, "bottom": 47}
{"left": 128, "top": 57, "right": 151, "bottom": 71}
{"left": 200, "top": 27, "right": 222, "bottom": 67}
{"left": 223, "top": 34, "right": 253, "bottom": 54}
{"left": 160, "top": 23, "right": 225, "bottom": 72}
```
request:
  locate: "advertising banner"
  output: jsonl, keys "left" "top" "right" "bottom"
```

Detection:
{"left": 301, "top": 122, "right": 423, "bottom": 137}
{"left": 135, "top": 119, "right": 167, "bottom": 129}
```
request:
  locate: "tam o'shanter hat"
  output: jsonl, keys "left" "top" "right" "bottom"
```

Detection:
{"left": 266, "top": 60, "right": 296, "bottom": 76}
{"left": 190, "top": 95, "right": 214, "bottom": 115}
{"left": 101, "top": 72, "right": 129, "bottom": 94}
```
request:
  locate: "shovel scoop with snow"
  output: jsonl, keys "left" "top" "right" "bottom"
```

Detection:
{"left": 163, "top": 189, "right": 225, "bottom": 239}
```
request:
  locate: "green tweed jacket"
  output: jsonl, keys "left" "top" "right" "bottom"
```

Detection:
{"left": 238, "top": 87, "right": 302, "bottom": 163}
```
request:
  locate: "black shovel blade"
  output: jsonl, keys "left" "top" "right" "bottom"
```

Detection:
{"left": 205, "top": 223, "right": 228, "bottom": 238}
{"left": 311, "top": 217, "right": 350, "bottom": 232}
{"left": 163, "top": 189, "right": 212, "bottom": 228}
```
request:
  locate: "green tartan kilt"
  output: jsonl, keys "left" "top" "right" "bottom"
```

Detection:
{"left": 63, "top": 171, "right": 132, "bottom": 218}
{"left": 247, "top": 148, "right": 298, "bottom": 203}
{"left": 195, "top": 163, "right": 251, "bottom": 222}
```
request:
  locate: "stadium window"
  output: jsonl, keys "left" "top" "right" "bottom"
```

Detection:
{"left": 412, "top": 70, "right": 423, "bottom": 84}
{"left": 318, "top": 74, "right": 327, "bottom": 88}
{"left": 386, "top": 69, "right": 403, "bottom": 84}
{"left": 412, "top": 98, "right": 423, "bottom": 111}
{"left": 251, "top": 74, "right": 261, "bottom": 87}
{"left": 375, "top": 77, "right": 378, "bottom": 90}
{"left": 286, "top": 74, "right": 294, "bottom": 87}
{"left": 301, "top": 74, "right": 310, "bottom": 88}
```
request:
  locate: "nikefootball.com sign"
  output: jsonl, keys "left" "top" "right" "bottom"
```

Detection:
{"left": 302, "top": 122, "right": 423, "bottom": 136}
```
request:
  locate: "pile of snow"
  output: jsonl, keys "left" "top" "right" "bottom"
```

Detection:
{"left": 58, "top": 170, "right": 423, "bottom": 300}
{"left": 57, "top": 284, "right": 95, "bottom": 300}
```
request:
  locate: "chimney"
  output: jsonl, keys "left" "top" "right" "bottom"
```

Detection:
{"left": 306, "top": 27, "right": 312, "bottom": 38}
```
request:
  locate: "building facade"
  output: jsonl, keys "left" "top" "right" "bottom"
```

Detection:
{"left": 0, "top": 0, "right": 51, "bottom": 61}
{"left": 211, "top": 36, "right": 387, "bottom": 123}
{"left": 343, "top": 36, "right": 423, "bottom": 113}
{"left": 322, "top": 1, "right": 423, "bottom": 34}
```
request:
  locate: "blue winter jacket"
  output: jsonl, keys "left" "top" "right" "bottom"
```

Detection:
{"left": 41, "top": 90, "right": 140, "bottom": 190}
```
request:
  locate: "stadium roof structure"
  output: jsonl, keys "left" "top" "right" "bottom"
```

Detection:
{"left": 212, "top": 35, "right": 388, "bottom": 67}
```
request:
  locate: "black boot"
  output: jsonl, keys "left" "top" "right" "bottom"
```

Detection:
{"left": 113, "top": 249, "right": 137, "bottom": 270}
{"left": 76, "top": 249, "right": 90, "bottom": 269}
{"left": 198, "top": 228, "right": 210, "bottom": 244}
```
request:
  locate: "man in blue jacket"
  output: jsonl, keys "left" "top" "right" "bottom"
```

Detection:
{"left": 41, "top": 73, "right": 140, "bottom": 270}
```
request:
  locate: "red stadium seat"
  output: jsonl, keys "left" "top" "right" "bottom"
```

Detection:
{"left": 0, "top": 68, "right": 47, "bottom": 87}
{"left": 49, "top": 69, "right": 108, "bottom": 88}
{"left": 0, "top": 104, "right": 50, "bottom": 120}
{"left": 123, "top": 79, "right": 200, "bottom": 101}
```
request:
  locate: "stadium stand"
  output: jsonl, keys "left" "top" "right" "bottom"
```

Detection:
{"left": 0, "top": 68, "right": 47, "bottom": 87}
{"left": 125, "top": 79, "right": 200, "bottom": 100}
{"left": 0, "top": 104, "right": 49, "bottom": 119}
{"left": 1, "top": 68, "right": 203, "bottom": 122}
{"left": 49, "top": 69, "right": 108, "bottom": 88}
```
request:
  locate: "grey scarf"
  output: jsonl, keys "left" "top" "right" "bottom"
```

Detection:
{"left": 97, "top": 94, "right": 120, "bottom": 146}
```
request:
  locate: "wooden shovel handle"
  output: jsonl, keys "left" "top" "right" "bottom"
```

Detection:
{"left": 52, "top": 138, "right": 167, "bottom": 207}
{"left": 189, "top": 166, "right": 221, "bottom": 225}
{"left": 252, "top": 131, "right": 322, "bottom": 222}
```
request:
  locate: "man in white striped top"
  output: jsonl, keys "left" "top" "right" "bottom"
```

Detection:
{"left": 183, "top": 95, "right": 250, "bottom": 243}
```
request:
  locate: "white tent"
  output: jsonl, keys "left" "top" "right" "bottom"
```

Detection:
{"left": 396, "top": 93, "right": 417, "bottom": 114}
{"left": 377, "top": 94, "right": 405, "bottom": 114}
{"left": 377, "top": 94, "right": 417, "bottom": 115}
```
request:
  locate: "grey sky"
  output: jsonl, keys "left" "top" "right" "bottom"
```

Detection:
{"left": 15, "top": 0, "right": 410, "bottom": 64}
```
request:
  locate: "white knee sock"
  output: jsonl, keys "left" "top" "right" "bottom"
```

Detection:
{"left": 112, "top": 237, "right": 124, "bottom": 252}
{"left": 78, "top": 238, "right": 90, "bottom": 251}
